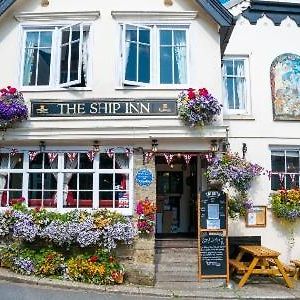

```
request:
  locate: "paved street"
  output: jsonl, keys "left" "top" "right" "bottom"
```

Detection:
{"left": 0, "top": 280, "right": 166, "bottom": 300}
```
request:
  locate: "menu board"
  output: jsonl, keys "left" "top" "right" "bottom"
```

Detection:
{"left": 200, "top": 190, "right": 226, "bottom": 230}
{"left": 200, "top": 231, "right": 227, "bottom": 277}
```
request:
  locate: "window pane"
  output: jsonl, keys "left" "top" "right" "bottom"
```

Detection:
{"left": 125, "top": 42, "right": 137, "bottom": 82}
{"left": 68, "top": 174, "right": 78, "bottom": 190}
{"left": 139, "top": 28, "right": 150, "bottom": 44}
{"left": 29, "top": 173, "right": 42, "bottom": 189}
{"left": 286, "top": 151, "right": 299, "bottom": 173}
{"left": 174, "top": 46, "right": 187, "bottom": 84}
{"left": 60, "top": 45, "right": 69, "bottom": 83}
{"left": 125, "top": 27, "right": 137, "bottom": 42}
{"left": 138, "top": 44, "right": 150, "bottom": 83}
{"left": 79, "top": 173, "right": 93, "bottom": 190}
{"left": 234, "top": 60, "right": 245, "bottom": 76}
{"left": 271, "top": 174, "right": 281, "bottom": 190}
{"left": 9, "top": 174, "right": 22, "bottom": 189}
{"left": 224, "top": 60, "right": 233, "bottom": 75}
{"left": 44, "top": 173, "right": 57, "bottom": 189}
{"left": 287, "top": 174, "right": 299, "bottom": 189}
{"left": 115, "top": 174, "right": 129, "bottom": 190}
{"left": 9, "top": 191, "right": 22, "bottom": 202}
{"left": 26, "top": 32, "right": 39, "bottom": 48}
{"left": 174, "top": 30, "right": 186, "bottom": 46}
{"left": 23, "top": 48, "right": 38, "bottom": 85}
{"left": 79, "top": 192, "right": 92, "bottom": 208}
{"left": 0, "top": 154, "right": 9, "bottom": 168}
{"left": 99, "top": 174, "right": 113, "bottom": 190}
{"left": 39, "top": 31, "right": 52, "bottom": 47}
{"left": 79, "top": 153, "right": 93, "bottom": 169}
{"left": 29, "top": 153, "right": 43, "bottom": 169}
{"left": 11, "top": 154, "right": 23, "bottom": 169}
{"left": 100, "top": 153, "right": 113, "bottom": 169}
{"left": 160, "top": 30, "right": 172, "bottom": 46}
{"left": 99, "top": 192, "right": 113, "bottom": 208}
{"left": 72, "top": 27, "right": 81, "bottom": 41}
{"left": 234, "top": 78, "right": 246, "bottom": 110}
{"left": 70, "top": 41, "right": 80, "bottom": 82}
{"left": 115, "top": 153, "right": 129, "bottom": 169}
{"left": 271, "top": 151, "right": 285, "bottom": 172}
{"left": 226, "top": 77, "right": 235, "bottom": 109}
{"left": 62, "top": 28, "right": 70, "bottom": 44}
{"left": 37, "top": 48, "right": 51, "bottom": 85}
{"left": 64, "top": 153, "right": 78, "bottom": 169}
{"left": 160, "top": 46, "right": 172, "bottom": 84}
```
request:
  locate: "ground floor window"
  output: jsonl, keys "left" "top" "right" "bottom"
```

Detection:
{"left": 271, "top": 149, "right": 300, "bottom": 190}
{"left": 0, "top": 149, "right": 133, "bottom": 214}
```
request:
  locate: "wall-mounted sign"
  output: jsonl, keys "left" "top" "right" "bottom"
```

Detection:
{"left": 31, "top": 99, "right": 177, "bottom": 117}
{"left": 135, "top": 168, "right": 153, "bottom": 187}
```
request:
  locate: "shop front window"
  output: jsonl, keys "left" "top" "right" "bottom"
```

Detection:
{"left": 0, "top": 150, "right": 133, "bottom": 214}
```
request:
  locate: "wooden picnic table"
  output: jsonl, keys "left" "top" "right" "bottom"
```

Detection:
{"left": 230, "top": 245, "right": 293, "bottom": 288}
{"left": 291, "top": 260, "right": 300, "bottom": 280}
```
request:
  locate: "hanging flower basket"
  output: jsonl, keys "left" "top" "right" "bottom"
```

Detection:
{"left": 270, "top": 189, "right": 300, "bottom": 222}
{"left": 177, "top": 88, "right": 222, "bottom": 127}
{"left": 0, "top": 86, "right": 28, "bottom": 130}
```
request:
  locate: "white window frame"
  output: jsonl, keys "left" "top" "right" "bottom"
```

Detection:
{"left": 0, "top": 149, "right": 134, "bottom": 215}
{"left": 19, "top": 22, "right": 91, "bottom": 90}
{"left": 222, "top": 56, "right": 251, "bottom": 115}
{"left": 120, "top": 22, "right": 190, "bottom": 88}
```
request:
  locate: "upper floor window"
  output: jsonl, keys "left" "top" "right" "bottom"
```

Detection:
{"left": 22, "top": 23, "right": 90, "bottom": 88}
{"left": 222, "top": 57, "right": 250, "bottom": 114}
{"left": 271, "top": 150, "right": 300, "bottom": 190}
{"left": 121, "top": 24, "right": 188, "bottom": 87}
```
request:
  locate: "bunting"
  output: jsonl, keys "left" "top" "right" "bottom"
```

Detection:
{"left": 106, "top": 148, "right": 114, "bottom": 158}
{"left": 183, "top": 154, "right": 193, "bottom": 165}
{"left": 67, "top": 152, "right": 77, "bottom": 162}
{"left": 10, "top": 148, "right": 18, "bottom": 156}
{"left": 87, "top": 150, "right": 96, "bottom": 162}
{"left": 29, "top": 151, "right": 39, "bottom": 161}
{"left": 164, "top": 153, "right": 174, "bottom": 165}
{"left": 145, "top": 152, "right": 154, "bottom": 164}
{"left": 47, "top": 152, "right": 58, "bottom": 163}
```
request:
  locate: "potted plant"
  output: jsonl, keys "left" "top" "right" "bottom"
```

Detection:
{"left": 177, "top": 88, "right": 222, "bottom": 127}
{"left": 0, "top": 86, "right": 28, "bottom": 130}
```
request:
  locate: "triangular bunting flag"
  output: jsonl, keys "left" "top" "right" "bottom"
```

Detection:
{"left": 145, "top": 152, "right": 154, "bottom": 164}
{"left": 106, "top": 148, "right": 114, "bottom": 158}
{"left": 87, "top": 150, "right": 96, "bottom": 162}
{"left": 164, "top": 153, "right": 174, "bottom": 165}
{"left": 29, "top": 151, "right": 39, "bottom": 161}
{"left": 183, "top": 154, "right": 193, "bottom": 165}
{"left": 47, "top": 152, "right": 58, "bottom": 163}
{"left": 67, "top": 152, "right": 77, "bottom": 162}
{"left": 10, "top": 148, "right": 18, "bottom": 156}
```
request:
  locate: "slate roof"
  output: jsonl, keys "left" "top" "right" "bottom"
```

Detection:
{"left": 0, "top": 0, "right": 235, "bottom": 54}
{"left": 242, "top": 0, "right": 300, "bottom": 26}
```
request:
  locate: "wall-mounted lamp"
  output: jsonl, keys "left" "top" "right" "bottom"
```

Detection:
{"left": 222, "top": 128, "right": 230, "bottom": 153}
{"left": 210, "top": 139, "right": 219, "bottom": 153}
{"left": 242, "top": 143, "right": 247, "bottom": 159}
{"left": 41, "top": 0, "right": 49, "bottom": 7}
{"left": 152, "top": 139, "right": 158, "bottom": 153}
{"left": 133, "top": 147, "right": 146, "bottom": 165}
{"left": 93, "top": 141, "right": 100, "bottom": 152}
{"left": 39, "top": 141, "right": 46, "bottom": 152}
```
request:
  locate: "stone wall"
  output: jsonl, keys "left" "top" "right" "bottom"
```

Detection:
{"left": 116, "top": 153, "right": 156, "bottom": 286}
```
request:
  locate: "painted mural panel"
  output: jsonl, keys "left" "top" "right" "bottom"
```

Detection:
{"left": 271, "top": 53, "right": 300, "bottom": 120}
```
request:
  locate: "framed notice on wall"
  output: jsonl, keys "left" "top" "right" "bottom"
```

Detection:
{"left": 246, "top": 206, "right": 267, "bottom": 227}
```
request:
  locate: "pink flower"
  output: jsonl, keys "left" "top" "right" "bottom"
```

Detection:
{"left": 199, "top": 88, "right": 209, "bottom": 97}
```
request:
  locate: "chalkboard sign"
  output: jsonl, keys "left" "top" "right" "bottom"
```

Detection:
{"left": 200, "top": 190, "right": 226, "bottom": 230}
{"left": 200, "top": 231, "right": 227, "bottom": 277}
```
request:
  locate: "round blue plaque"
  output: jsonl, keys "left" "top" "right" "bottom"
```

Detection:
{"left": 135, "top": 168, "right": 153, "bottom": 187}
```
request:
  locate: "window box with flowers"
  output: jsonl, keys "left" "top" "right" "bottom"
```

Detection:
{"left": 0, "top": 87, "right": 28, "bottom": 131}
{"left": 177, "top": 88, "right": 222, "bottom": 127}
{"left": 270, "top": 189, "right": 300, "bottom": 223}
{"left": 206, "top": 153, "right": 263, "bottom": 219}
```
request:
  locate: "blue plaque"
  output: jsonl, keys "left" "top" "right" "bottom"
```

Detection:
{"left": 135, "top": 168, "right": 153, "bottom": 187}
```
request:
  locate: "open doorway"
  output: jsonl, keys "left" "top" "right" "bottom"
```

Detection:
{"left": 155, "top": 154, "right": 208, "bottom": 238}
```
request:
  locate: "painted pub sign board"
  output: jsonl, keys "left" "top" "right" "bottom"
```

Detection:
{"left": 271, "top": 53, "right": 300, "bottom": 120}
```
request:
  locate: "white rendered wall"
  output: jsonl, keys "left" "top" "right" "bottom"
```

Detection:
{"left": 225, "top": 15, "right": 300, "bottom": 262}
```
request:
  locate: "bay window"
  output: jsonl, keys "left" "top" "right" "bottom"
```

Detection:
{"left": 22, "top": 23, "right": 90, "bottom": 88}
{"left": 0, "top": 150, "right": 133, "bottom": 214}
{"left": 121, "top": 24, "right": 188, "bottom": 86}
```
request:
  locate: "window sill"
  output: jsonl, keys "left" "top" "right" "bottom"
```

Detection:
{"left": 20, "top": 87, "right": 92, "bottom": 92}
{"left": 115, "top": 85, "right": 188, "bottom": 91}
{"left": 223, "top": 114, "right": 255, "bottom": 120}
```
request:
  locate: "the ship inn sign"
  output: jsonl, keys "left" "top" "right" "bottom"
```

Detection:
{"left": 31, "top": 99, "right": 177, "bottom": 117}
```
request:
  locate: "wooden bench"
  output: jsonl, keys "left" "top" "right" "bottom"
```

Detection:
{"left": 265, "top": 258, "right": 296, "bottom": 277}
{"left": 291, "top": 260, "right": 300, "bottom": 280}
{"left": 229, "top": 259, "right": 249, "bottom": 274}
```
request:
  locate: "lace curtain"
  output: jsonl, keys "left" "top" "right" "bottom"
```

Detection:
{"left": 174, "top": 31, "right": 187, "bottom": 84}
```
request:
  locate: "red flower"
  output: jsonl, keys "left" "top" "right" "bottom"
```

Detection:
{"left": 0, "top": 88, "right": 8, "bottom": 94}
{"left": 187, "top": 88, "right": 195, "bottom": 100}
{"left": 199, "top": 88, "right": 209, "bottom": 97}
{"left": 88, "top": 255, "right": 98, "bottom": 263}
{"left": 8, "top": 87, "right": 17, "bottom": 94}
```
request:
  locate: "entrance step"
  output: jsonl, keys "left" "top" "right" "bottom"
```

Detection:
{"left": 155, "top": 238, "right": 198, "bottom": 283}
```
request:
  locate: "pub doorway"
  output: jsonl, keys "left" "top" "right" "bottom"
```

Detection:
{"left": 155, "top": 154, "right": 208, "bottom": 238}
